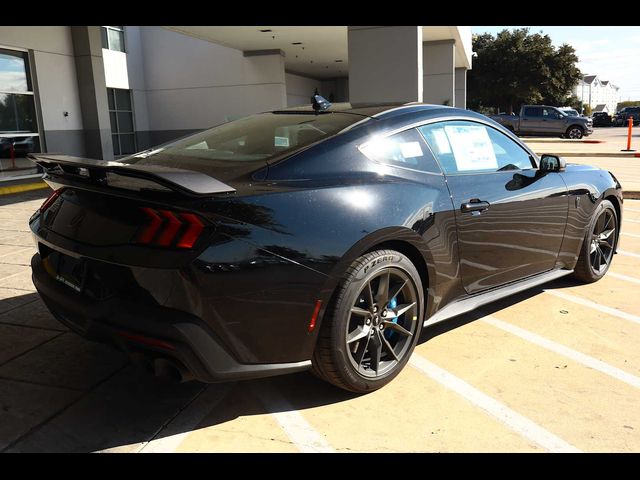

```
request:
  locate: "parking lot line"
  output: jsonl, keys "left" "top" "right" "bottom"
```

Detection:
{"left": 623, "top": 218, "right": 640, "bottom": 224}
{"left": 134, "top": 385, "right": 228, "bottom": 453}
{"left": 621, "top": 232, "right": 640, "bottom": 239}
{"left": 607, "top": 271, "right": 640, "bottom": 285}
{"left": 0, "top": 247, "right": 33, "bottom": 260}
{"left": 481, "top": 315, "right": 640, "bottom": 389}
{"left": 624, "top": 208, "right": 640, "bottom": 213}
{"left": 281, "top": 365, "right": 542, "bottom": 452}
{"left": 544, "top": 289, "right": 640, "bottom": 325}
{"left": 255, "top": 382, "right": 334, "bottom": 453}
{"left": 417, "top": 317, "right": 640, "bottom": 452}
{"left": 618, "top": 249, "right": 640, "bottom": 259}
{"left": 409, "top": 355, "right": 581, "bottom": 453}
{"left": 0, "top": 269, "right": 31, "bottom": 283}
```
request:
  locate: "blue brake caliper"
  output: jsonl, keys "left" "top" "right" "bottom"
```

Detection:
{"left": 384, "top": 297, "right": 398, "bottom": 340}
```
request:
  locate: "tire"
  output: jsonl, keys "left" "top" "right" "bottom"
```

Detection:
{"left": 566, "top": 125, "right": 584, "bottom": 139}
{"left": 573, "top": 200, "right": 618, "bottom": 283}
{"left": 312, "top": 249, "right": 424, "bottom": 393}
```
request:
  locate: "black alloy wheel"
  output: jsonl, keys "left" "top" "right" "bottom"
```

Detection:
{"left": 588, "top": 207, "right": 616, "bottom": 275}
{"left": 345, "top": 268, "right": 419, "bottom": 378}
{"left": 573, "top": 200, "right": 618, "bottom": 283}
{"left": 312, "top": 250, "right": 424, "bottom": 393}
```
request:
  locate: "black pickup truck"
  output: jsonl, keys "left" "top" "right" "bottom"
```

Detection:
{"left": 612, "top": 107, "right": 640, "bottom": 127}
{"left": 490, "top": 105, "right": 593, "bottom": 139}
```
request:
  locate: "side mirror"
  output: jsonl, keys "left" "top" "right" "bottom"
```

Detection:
{"left": 540, "top": 154, "right": 566, "bottom": 172}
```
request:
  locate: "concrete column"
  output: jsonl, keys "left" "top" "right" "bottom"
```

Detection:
{"left": 455, "top": 67, "right": 467, "bottom": 109}
{"left": 348, "top": 26, "right": 422, "bottom": 105}
{"left": 243, "top": 49, "right": 287, "bottom": 110}
{"left": 70, "top": 26, "right": 114, "bottom": 160}
{"left": 423, "top": 40, "right": 455, "bottom": 106}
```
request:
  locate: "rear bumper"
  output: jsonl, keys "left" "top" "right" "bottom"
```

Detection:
{"left": 31, "top": 253, "right": 311, "bottom": 382}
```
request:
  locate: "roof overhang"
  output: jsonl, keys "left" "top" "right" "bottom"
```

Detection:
{"left": 163, "top": 26, "right": 472, "bottom": 79}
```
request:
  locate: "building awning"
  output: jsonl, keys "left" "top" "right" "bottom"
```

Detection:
{"left": 162, "top": 26, "right": 472, "bottom": 79}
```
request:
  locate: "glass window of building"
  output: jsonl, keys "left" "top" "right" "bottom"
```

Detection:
{"left": 0, "top": 48, "right": 41, "bottom": 180}
{"left": 108, "top": 88, "right": 136, "bottom": 156}
{"left": 101, "top": 26, "right": 126, "bottom": 52}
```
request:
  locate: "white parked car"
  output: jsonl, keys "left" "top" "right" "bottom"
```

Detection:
{"left": 558, "top": 107, "right": 582, "bottom": 117}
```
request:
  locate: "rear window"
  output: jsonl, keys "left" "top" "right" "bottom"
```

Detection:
{"left": 121, "top": 112, "right": 360, "bottom": 166}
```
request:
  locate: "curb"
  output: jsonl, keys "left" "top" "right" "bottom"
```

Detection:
{"left": 534, "top": 152, "right": 640, "bottom": 158}
{"left": 0, "top": 182, "right": 48, "bottom": 196}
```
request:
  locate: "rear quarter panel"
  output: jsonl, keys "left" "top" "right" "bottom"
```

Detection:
{"left": 179, "top": 136, "right": 462, "bottom": 363}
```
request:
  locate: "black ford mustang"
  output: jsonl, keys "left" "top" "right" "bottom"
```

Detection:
{"left": 28, "top": 100, "right": 622, "bottom": 393}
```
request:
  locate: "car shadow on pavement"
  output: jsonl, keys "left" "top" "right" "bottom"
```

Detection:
{"left": 0, "top": 275, "right": 585, "bottom": 452}
{"left": 0, "top": 289, "right": 359, "bottom": 452}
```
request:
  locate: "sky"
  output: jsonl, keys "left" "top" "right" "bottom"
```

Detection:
{"left": 472, "top": 26, "right": 640, "bottom": 101}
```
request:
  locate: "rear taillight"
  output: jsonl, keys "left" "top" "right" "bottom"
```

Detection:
{"left": 175, "top": 213, "right": 204, "bottom": 249}
{"left": 136, "top": 207, "right": 206, "bottom": 249}
{"left": 40, "top": 188, "right": 63, "bottom": 213}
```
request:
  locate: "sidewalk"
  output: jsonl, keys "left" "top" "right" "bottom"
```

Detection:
{"left": 522, "top": 128, "right": 640, "bottom": 197}
{"left": 523, "top": 127, "right": 640, "bottom": 158}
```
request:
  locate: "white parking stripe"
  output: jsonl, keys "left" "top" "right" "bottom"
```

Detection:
{"left": 544, "top": 289, "right": 640, "bottom": 326}
{"left": 256, "top": 382, "right": 334, "bottom": 453}
{"left": 608, "top": 272, "right": 640, "bottom": 285}
{"left": 137, "top": 386, "right": 229, "bottom": 453}
{"left": 0, "top": 247, "right": 33, "bottom": 260}
{"left": 624, "top": 208, "right": 640, "bottom": 213}
{"left": 623, "top": 218, "right": 640, "bottom": 224}
{"left": 618, "top": 250, "right": 640, "bottom": 259}
{"left": 482, "top": 316, "right": 640, "bottom": 389}
{"left": 409, "top": 355, "right": 581, "bottom": 453}
{"left": 0, "top": 269, "right": 29, "bottom": 282}
{"left": 621, "top": 232, "right": 640, "bottom": 239}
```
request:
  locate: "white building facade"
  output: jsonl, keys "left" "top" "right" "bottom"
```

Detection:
{"left": 574, "top": 75, "right": 620, "bottom": 114}
{"left": 0, "top": 26, "right": 472, "bottom": 182}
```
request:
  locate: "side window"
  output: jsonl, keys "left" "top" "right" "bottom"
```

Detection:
{"left": 524, "top": 107, "right": 542, "bottom": 117}
{"left": 418, "top": 121, "right": 535, "bottom": 175}
{"left": 543, "top": 108, "right": 560, "bottom": 119}
{"left": 359, "top": 128, "right": 441, "bottom": 174}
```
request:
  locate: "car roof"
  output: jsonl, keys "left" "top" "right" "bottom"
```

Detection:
{"left": 273, "top": 102, "right": 449, "bottom": 120}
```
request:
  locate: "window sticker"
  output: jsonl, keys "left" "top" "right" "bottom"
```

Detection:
{"left": 444, "top": 125, "right": 497, "bottom": 171}
{"left": 186, "top": 141, "right": 208, "bottom": 150}
{"left": 399, "top": 141, "right": 423, "bottom": 158}
{"left": 274, "top": 136, "right": 290, "bottom": 147}
{"left": 431, "top": 129, "right": 452, "bottom": 154}
{"left": 360, "top": 137, "right": 394, "bottom": 161}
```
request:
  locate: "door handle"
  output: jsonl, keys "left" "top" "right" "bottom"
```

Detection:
{"left": 461, "top": 200, "right": 490, "bottom": 213}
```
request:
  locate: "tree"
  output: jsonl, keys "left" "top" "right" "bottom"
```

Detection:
{"left": 582, "top": 104, "right": 592, "bottom": 116}
{"left": 566, "top": 95, "right": 583, "bottom": 110}
{"left": 468, "top": 28, "right": 582, "bottom": 114}
{"left": 617, "top": 100, "right": 640, "bottom": 111}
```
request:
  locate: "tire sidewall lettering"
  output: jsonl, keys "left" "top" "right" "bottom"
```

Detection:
{"left": 357, "top": 255, "right": 398, "bottom": 280}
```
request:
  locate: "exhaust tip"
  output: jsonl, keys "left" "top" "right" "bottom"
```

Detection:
{"left": 129, "top": 353, "right": 194, "bottom": 383}
{"left": 153, "top": 357, "right": 194, "bottom": 383}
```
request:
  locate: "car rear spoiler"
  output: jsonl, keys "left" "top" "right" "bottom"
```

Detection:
{"left": 28, "top": 154, "right": 236, "bottom": 196}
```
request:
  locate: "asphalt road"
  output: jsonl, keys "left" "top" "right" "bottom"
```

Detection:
{"left": 0, "top": 189, "right": 639, "bottom": 452}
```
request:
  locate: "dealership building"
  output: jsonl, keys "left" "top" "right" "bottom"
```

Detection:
{"left": 0, "top": 26, "right": 472, "bottom": 182}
